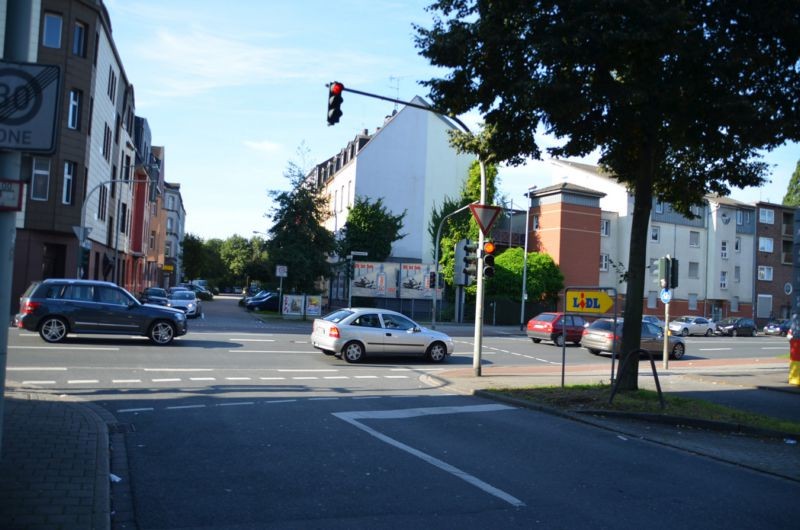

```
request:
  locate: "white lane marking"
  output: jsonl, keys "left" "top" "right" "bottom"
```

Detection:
{"left": 452, "top": 352, "right": 495, "bottom": 356}
{"left": 762, "top": 347, "right": 789, "bottom": 350}
{"left": 113, "top": 379, "right": 142, "bottom": 383}
{"left": 310, "top": 397, "right": 339, "bottom": 401}
{"left": 324, "top": 376, "right": 349, "bottom": 380}
{"left": 334, "top": 404, "right": 523, "bottom": 507}
{"left": 190, "top": 377, "right": 216, "bottom": 381}
{"left": 217, "top": 402, "right": 254, "bottom": 407}
{"left": 143, "top": 368, "right": 212, "bottom": 372}
{"left": 7, "top": 367, "right": 67, "bottom": 371}
{"left": 259, "top": 377, "right": 286, "bottom": 381}
{"left": 10, "top": 346, "right": 119, "bottom": 351}
{"left": 353, "top": 396, "right": 381, "bottom": 400}
{"left": 225, "top": 377, "right": 252, "bottom": 381}
{"left": 68, "top": 380, "right": 99, "bottom": 384}
{"left": 21, "top": 380, "right": 56, "bottom": 385}
{"left": 355, "top": 375, "right": 379, "bottom": 379}
{"left": 151, "top": 378, "right": 181, "bottom": 383}
{"left": 278, "top": 369, "right": 339, "bottom": 373}
{"left": 293, "top": 376, "right": 319, "bottom": 380}
{"left": 118, "top": 407, "right": 154, "bottom": 413}
{"left": 264, "top": 399, "right": 297, "bottom": 404}
{"left": 228, "top": 338, "right": 275, "bottom": 341}
{"left": 167, "top": 405, "right": 206, "bottom": 410}
{"left": 230, "top": 350, "right": 318, "bottom": 353}
{"left": 384, "top": 375, "right": 409, "bottom": 379}
{"left": 698, "top": 348, "right": 732, "bottom": 351}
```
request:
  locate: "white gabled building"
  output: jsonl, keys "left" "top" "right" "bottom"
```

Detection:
{"left": 309, "top": 98, "right": 474, "bottom": 262}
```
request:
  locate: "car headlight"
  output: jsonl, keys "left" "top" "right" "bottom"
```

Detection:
{"left": 188, "top": 303, "right": 195, "bottom": 309}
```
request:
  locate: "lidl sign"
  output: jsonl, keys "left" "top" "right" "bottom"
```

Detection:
{"left": 568, "top": 290, "right": 614, "bottom": 313}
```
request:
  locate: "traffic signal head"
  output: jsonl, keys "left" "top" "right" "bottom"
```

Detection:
{"left": 327, "top": 82, "right": 344, "bottom": 125}
{"left": 428, "top": 271, "right": 436, "bottom": 289}
{"left": 482, "top": 241, "right": 496, "bottom": 278}
{"left": 463, "top": 241, "right": 478, "bottom": 284}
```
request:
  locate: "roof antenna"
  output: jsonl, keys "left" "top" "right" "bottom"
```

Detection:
{"left": 388, "top": 76, "right": 400, "bottom": 112}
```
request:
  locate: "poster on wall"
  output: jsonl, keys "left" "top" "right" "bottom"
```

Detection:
{"left": 351, "top": 262, "right": 399, "bottom": 298}
{"left": 305, "top": 295, "right": 322, "bottom": 316}
{"left": 282, "top": 294, "right": 304, "bottom": 316}
{"left": 399, "top": 263, "right": 440, "bottom": 300}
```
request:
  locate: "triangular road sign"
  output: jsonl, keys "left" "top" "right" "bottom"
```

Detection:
{"left": 469, "top": 203, "right": 503, "bottom": 235}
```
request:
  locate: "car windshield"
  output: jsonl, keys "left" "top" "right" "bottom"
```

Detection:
{"left": 718, "top": 318, "right": 736, "bottom": 325}
{"left": 146, "top": 288, "right": 167, "bottom": 297}
{"left": 589, "top": 319, "right": 617, "bottom": 332}
{"left": 322, "top": 309, "right": 353, "bottom": 323}
{"left": 534, "top": 313, "right": 557, "bottom": 322}
{"left": 171, "top": 292, "right": 195, "bottom": 300}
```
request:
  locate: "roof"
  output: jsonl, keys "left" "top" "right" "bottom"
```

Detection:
{"left": 531, "top": 182, "right": 607, "bottom": 199}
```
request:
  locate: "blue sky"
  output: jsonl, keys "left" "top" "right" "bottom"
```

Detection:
{"left": 106, "top": 0, "right": 799, "bottom": 241}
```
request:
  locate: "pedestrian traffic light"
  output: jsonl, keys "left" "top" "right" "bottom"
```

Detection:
{"left": 670, "top": 258, "right": 679, "bottom": 289}
{"left": 483, "top": 241, "right": 496, "bottom": 278}
{"left": 327, "top": 82, "right": 344, "bottom": 125}
{"left": 463, "top": 240, "right": 478, "bottom": 285}
{"left": 428, "top": 271, "right": 436, "bottom": 289}
{"left": 658, "top": 256, "right": 679, "bottom": 289}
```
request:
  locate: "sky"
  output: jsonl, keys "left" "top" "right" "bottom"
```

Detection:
{"left": 105, "top": 0, "right": 799, "bottom": 241}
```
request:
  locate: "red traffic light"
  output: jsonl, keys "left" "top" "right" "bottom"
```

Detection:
{"left": 483, "top": 241, "right": 496, "bottom": 254}
{"left": 327, "top": 82, "right": 344, "bottom": 125}
{"left": 331, "top": 82, "right": 344, "bottom": 95}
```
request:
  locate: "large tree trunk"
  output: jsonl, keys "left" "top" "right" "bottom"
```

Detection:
{"left": 615, "top": 152, "right": 656, "bottom": 391}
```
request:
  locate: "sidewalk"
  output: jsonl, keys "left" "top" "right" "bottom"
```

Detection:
{"left": 1, "top": 358, "right": 798, "bottom": 530}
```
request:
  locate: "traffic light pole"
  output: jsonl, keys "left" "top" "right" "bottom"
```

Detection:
{"left": 432, "top": 201, "right": 476, "bottom": 329}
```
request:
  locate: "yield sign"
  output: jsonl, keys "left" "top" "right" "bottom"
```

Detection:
{"left": 469, "top": 203, "right": 503, "bottom": 235}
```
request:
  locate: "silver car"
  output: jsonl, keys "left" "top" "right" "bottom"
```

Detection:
{"left": 668, "top": 315, "right": 714, "bottom": 336}
{"left": 167, "top": 290, "right": 201, "bottom": 318}
{"left": 310, "top": 307, "right": 454, "bottom": 363}
{"left": 581, "top": 318, "right": 686, "bottom": 359}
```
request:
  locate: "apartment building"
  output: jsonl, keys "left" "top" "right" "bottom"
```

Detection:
{"left": 754, "top": 202, "right": 795, "bottom": 324}
{"left": 162, "top": 182, "right": 185, "bottom": 286}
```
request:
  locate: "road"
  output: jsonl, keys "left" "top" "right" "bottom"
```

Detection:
{"left": 5, "top": 296, "right": 797, "bottom": 528}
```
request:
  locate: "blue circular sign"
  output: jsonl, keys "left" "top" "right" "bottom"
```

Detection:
{"left": 660, "top": 289, "right": 672, "bottom": 304}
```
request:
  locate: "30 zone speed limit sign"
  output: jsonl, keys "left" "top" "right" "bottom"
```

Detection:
{"left": 0, "top": 61, "right": 60, "bottom": 153}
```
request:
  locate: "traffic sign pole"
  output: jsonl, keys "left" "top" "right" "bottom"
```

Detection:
{"left": 663, "top": 293, "right": 670, "bottom": 370}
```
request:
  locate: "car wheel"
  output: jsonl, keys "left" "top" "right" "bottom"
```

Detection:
{"left": 426, "top": 342, "right": 448, "bottom": 363}
{"left": 705, "top": 329, "right": 713, "bottom": 336}
{"left": 554, "top": 334, "right": 565, "bottom": 347}
{"left": 732, "top": 329, "right": 738, "bottom": 337}
{"left": 148, "top": 320, "right": 175, "bottom": 345}
{"left": 39, "top": 317, "right": 68, "bottom": 343}
{"left": 670, "top": 342, "right": 685, "bottom": 360}
{"left": 342, "top": 341, "right": 365, "bottom": 363}
{"left": 531, "top": 338, "right": 541, "bottom": 344}
{"left": 681, "top": 328, "right": 689, "bottom": 337}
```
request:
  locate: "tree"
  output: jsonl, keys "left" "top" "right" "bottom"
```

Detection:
{"left": 783, "top": 160, "right": 800, "bottom": 207}
{"left": 180, "top": 233, "right": 206, "bottom": 281}
{"left": 220, "top": 235, "right": 254, "bottom": 285}
{"left": 265, "top": 160, "right": 336, "bottom": 293}
{"left": 486, "top": 247, "right": 563, "bottom": 304}
{"left": 416, "top": 1, "right": 800, "bottom": 390}
{"left": 338, "top": 197, "right": 406, "bottom": 262}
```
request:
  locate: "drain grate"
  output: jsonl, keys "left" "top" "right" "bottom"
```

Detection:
{"left": 107, "top": 422, "right": 135, "bottom": 434}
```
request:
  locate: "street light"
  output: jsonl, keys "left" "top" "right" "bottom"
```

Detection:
{"left": 432, "top": 201, "right": 477, "bottom": 329}
{"left": 520, "top": 186, "right": 537, "bottom": 330}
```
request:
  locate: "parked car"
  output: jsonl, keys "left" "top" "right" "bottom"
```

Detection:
{"left": 167, "top": 290, "right": 202, "bottom": 318}
{"left": 246, "top": 293, "right": 280, "bottom": 312}
{"left": 181, "top": 283, "right": 213, "bottom": 301}
{"left": 763, "top": 319, "right": 791, "bottom": 336}
{"left": 15, "top": 279, "right": 187, "bottom": 345}
{"left": 668, "top": 315, "right": 714, "bottom": 336}
{"left": 581, "top": 318, "right": 686, "bottom": 359}
{"left": 642, "top": 315, "right": 665, "bottom": 329}
{"left": 139, "top": 287, "right": 168, "bottom": 306}
{"left": 526, "top": 312, "right": 587, "bottom": 346}
{"left": 310, "top": 307, "right": 454, "bottom": 363}
{"left": 239, "top": 289, "right": 273, "bottom": 306}
{"left": 714, "top": 317, "right": 757, "bottom": 337}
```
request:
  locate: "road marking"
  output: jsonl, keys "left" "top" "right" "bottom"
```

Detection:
{"left": 21, "top": 380, "right": 55, "bottom": 385}
{"left": 152, "top": 378, "right": 181, "bottom": 382}
{"left": 264, "top": 399, "right": 297, "bottom": 404}
{"left": 278, "top": 369, "right": 339, "bottom": 373}
{"left": 217, "top": 402, "right": 254, "bottom": 407}
{"left": 259, "top": 377, "right": 286, "bottom": 381}
{"left": 324, "top": 376, "right": 349, "bottom": 380}
{"left": 334, "top": 404, "right": 523, "bottom": 507}
{"left": 225, "top": 377, "right": 252, "bottom": 381}
{"left": 190, "top": 377, "right": 216, "bottom": 381}
{"left": 10, "top": 346, "right": 120, "bottom": 351}
{"left": 113, "top": 379, "right": 142, "bottom": 383}
{"left": 7, "top": 367, "right": 67, "bottom": 371}
{"left": 143, "top": 368, "right": 212, "bottom": 372}
{"left": 293, "top": 376, "right": 319, "bottom": 380}
{"left": 229, "top": 338, "right": 275, "bottom": 341}
{"left": 118, "top": 407, "right": 154, "bottom": 413}
{"left": 355, "top": 375, "right": 379, "bottom": 379}
{"left": 68, "top": 380, "right": 99, "bottom": 384}
{"left": 698, "top": 348, "right": 732, "bottom": 351}
{"left": 762, "top": 347, "right": 789, "bottom": 350}
{"left": 353, "top": 396, "right": 381, "bottom": 400}
{"left": 231, "top": 350, "right": 317, "bottom": 353}
{"left": 384, "top": 376, "right": 409, "bottom": 379}
{"left": 310, "top": 397, "right": 339, "bottom": 401}
{"left": 167, "top": 405, "right": 206, "bottom": 410}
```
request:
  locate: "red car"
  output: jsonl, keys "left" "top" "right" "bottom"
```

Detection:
{"left": 526, "top": 312, "right": 587, "bottom": 346}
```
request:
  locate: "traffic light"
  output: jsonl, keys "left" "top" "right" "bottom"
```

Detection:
{"left": 462, "top": 240, "right": 478, "bottom": 285}
{"left": 428, "top": 271, "right": 436, "bottom": 289}
{"left": 345, "top": 259, "right": 354, "bottom": 280}
{"left": 482, "top": 241, "right": 496, "bottom": 278}
{"left": 327, "top": 82, "right": 344, "bottom": 125}
{"left": 658, "top": 256, "right": 679, "bottom": 289}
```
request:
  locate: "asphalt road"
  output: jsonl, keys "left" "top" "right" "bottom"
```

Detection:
{"left": 5, "top": 297, "right": 798, "bottom": 528}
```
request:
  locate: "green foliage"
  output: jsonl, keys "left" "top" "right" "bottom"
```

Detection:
{"left": 483, "top": 247, "right": 563, "bottom": 303}
{"left": 265, "top": 160, "right": 336, "bottom": 293}
{"left": 783, "top": 160, "right": 800, "bottom": 207}
{"left": 220, "top": 235, "right": 254, "bottom": 281}
{"left": 416, "top": 1, "right": 800, "bottom": 390}
{"left": 338, "top": 196, "right": 406, "bottom": 262}
{"left": 180, "top": 233, "right": 205, "bottom": 281}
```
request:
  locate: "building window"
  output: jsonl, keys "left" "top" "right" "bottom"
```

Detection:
{"left": 62, "top": 161, "right": 75, "bottom": 205}
{"left": 655, "top": 200, "right": 664, "bottom": 214}
{"left": 689, "top": 231, "right": 699, "bottom": 247}
{"left": 42, "top": 13, "right": 62, "bottom": 48}
{"left": 599, "top": 254, "right": 609, "bottom": 271}
{"left": 720, "top": 240, "right": 728, "bottom": 259}
{"left": 166, "top": 217, "right": 174, "bottom": 234}
{"left": 734, "top": 266, "right": 741, "bottom": 283}
{"left": 647, "top": 291, "right": 657, "bottom": 309}
{"left": 720, "top": 271, "right": 728, "bottom": 289}
{"left": 650, "top": 225, "right": 660, "bottom": 243}
{"left": 757, "top": 294, "right": 773, "bottom": 319}
{"left": 102, "top": 124, "right": 111, "bottom": 161}
{"left": 735, "top": 237, "right": 741, "bottom": 252}
{"left": 688, "top": 261, "right": 699, "bottom": 279}
{"left": 67, "top": 89, "right": 81, "bottom": 130}
{"left": 107, "top": 66, "right": 117, "bottom": 101}
{"left": 759, "top": 208, "right": 774, "bottom": 224}
{"left": 31, "top": 158, "right": 50, "bottom": 201}
{"left": 731, "top": 296, "right": 740, "bottom": 313}
{"left": 72, "top": 21, "right": 87, "bottom": 56}
{"left": 758, "top": 266, "right": 774, "bottom": 281}
{"left": 167, "top": 196, "right": 175, "bottom": 210}
{"left": 98, "top": 185, "right": 107, "bottom": 221}
{"left": 165, "top": 241, "right": 172, "bottom": 258}
{"left": 688, "top": 293, "right": 698, "bottom": 311}
{"left": 736, "top": 210, "right": 743, "bottom": 225}
{"left": 533, "top": 215, "right": 540, "bottom": 231}
{"left": 600, "top": 219, "right": 610, "bottom": 237}
{"left": 690, "top": 205, "right": 702, "bottom": 217}
{"left": 758, "top": 237, "right": 774, "bottom": 253}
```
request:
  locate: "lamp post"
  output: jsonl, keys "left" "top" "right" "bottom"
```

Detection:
{"left": 432, "top": 201, "right": 477, "bottom": 329}
{"left": 520, "top": 186, "right": 537, "bottom": 330}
